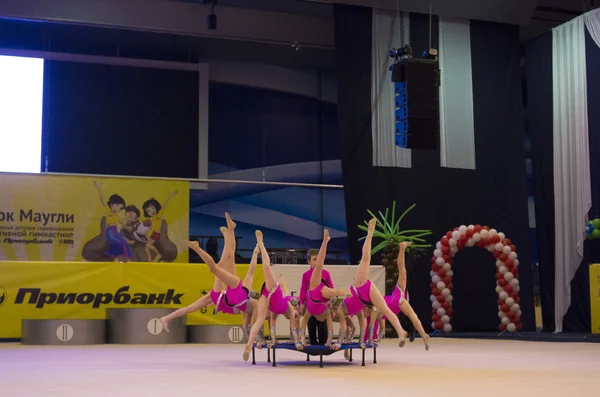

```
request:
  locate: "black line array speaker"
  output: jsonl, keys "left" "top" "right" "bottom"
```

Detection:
{"left": 392, "top": 58, "right": 440, "bottom": 150}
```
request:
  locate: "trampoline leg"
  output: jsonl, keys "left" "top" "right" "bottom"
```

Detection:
{"left": 349, "top": 349, "right": 353, "bottom": 362}
{"left": 272, "top": 348, "right": 276, "bottom": 367}
{"left": 361, "top": 349, "right": 365, "bottom": 366}
{"left": 306, "top": 354, "right": 310, "bottom": 361}
{"left": 319, "top": 354, "right": 323, "bottom": 368}
{"left": 252, "top": 347, "right": 256, "bottom": 365}
{"left": 267, "top": 348, "right": 271, "bottom": 363}
{"left": 373, "top": 347, "right": 377, "bottom": 364}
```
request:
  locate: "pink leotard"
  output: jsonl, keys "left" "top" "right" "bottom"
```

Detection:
{"left": 261, "top": 282, "right": 289, "bottom": 315}
{"left": 210, "top": 281, "right": 249, "bottom": 315}
{"left": 342, "top": 280, "right": 372, "bottom": 316}
{"left": 381, "top": 285, "right": 409, "bottom": 320}
{"left": 306, "top": 282, "right": 328, "bottom": 315}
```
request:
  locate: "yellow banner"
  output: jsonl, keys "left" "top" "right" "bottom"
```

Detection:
{"left": 591, "top": 264, "right": 600, "bottom": 335}
{"left": 0, "top": 173, "right": 189, "bottom": 262}
{"left": 0, "top": 261, "right": 264, "bottom": 338}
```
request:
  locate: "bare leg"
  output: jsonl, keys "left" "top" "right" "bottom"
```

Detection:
{"left": 397, "top": 241, "right": 411, "bottom": 290}
{"left": 159, "top": 294, "right": 212, "bottom": 332}
{"left": 309, "top": 229, "right": 331, "bottom": 290}
{"left": 224, "top": 213, "right": 237, "bottom": 275}
{"left": 368, "top": 284, "right": 408, "bottom": 347}
{"left": 279, "top": 272, "right": 290, "bottom": 295}
{"left": 353, "top": 218, "right": 376, "bottom": 287}
{"left": 255, "top": 230, "right": 277, "bottom": 290}
{"left": 243, "top": 244, "right": 260, "bottom": 290}
{"left": 400, "top": 300, "right": 430, "bottom": 350}
{"left": 187, "top": 240, "right": 241, "bottom": 289}
{"left": 321, "top": 286, "right": 350, "bottom": 300}
{"left": 243, "top": 297, "right": 268, "bottom": 361}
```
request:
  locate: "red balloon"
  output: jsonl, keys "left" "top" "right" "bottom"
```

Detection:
{"left": 516, "top": 297, "right": 521, "bottom": 304}
{"left": 447, "top": 283, "right": 453, "bottom": 290}
{"left": 499, "top": 253, "right": 508, "bottom": 262}
{"left": 474, "top": 224, "right": 482, "bottom": 232}
{"left": 510, "top": 291, "right": 519, "bottom": 299}
{"left": 497, "top": 298, "right": 504, "bottom": 306}
{"left": 454, "top": 227, "right": 459, "bottom": 231}
{"left": 441, "top": 246, "right": 450, "bottom": 254}
{"left": 443, "top": 276, "right": 451, "bottom": 284}
{"left": 432, "top": 264, "right": 441, "bottom": 272}
{"left": 437, "top": 269, "right": 446, "bottom": 277}
{"left": 466, "top": 229, "right": 474, "bottom": 237}
{"left": 483, "top": 226, "right": 490, "bottom": 231}
{"left": 505, "top": 259, "right": 514, "bottom": 267}
{"left": 493, "top": 250, "right": 501, "bottom": 258}
{"left": 514, "top": 318, "right": 521, "bottom": 326}
{"left": 517, "top": 323, "right": 523, "bottom": 331}
{"left": 448, "top": 258, "right": 454, "bottom": 265}
{"left": 498, "top": 279, "right": 508, "bottom": 287}
{"left": 457, "top": 241, "right": 465, "bottom": 250}
{"left": 501, "top": 304, "right": 509, "bottom": 312}
{"left": 442, "top": 255, "right": 451, "bottom": 263}
{"left": 476, "top": 240, "right": 486, "bottom": 248}
{"left": 442, "top": 301, "right": 450, "bottom": 309}
{"left": 491, "top": 235, "right": 501, "bottom": 243}
{"left": 446, "top": 308, "right": 453, "bottom": 316}
{"left": 432, "top": 288, "right": 440, "bottom": 296}
{"left": 499, "top": 323, "right": 507, "bottom": 331}
{"left": 510, "top": 244, "right": 517, "bottom": 252}
{"left": 435, "top": 321, "right": 443, "bottom": 330}
{"left": 507, "top": 311, "right": 515, "bottom": 319}
{"left": 432, "top": 314, "right": 441, "bottom": 322}
{"left": 446, "top": 231, "right": 453, "bottom": 239}
{"left": 504, "top": 285, "right": 513, "bottom": 294}
{"left": 441, "top": 236, "right": 449, "bottom": 246}
{"left": 495, "top": 272, "right": 504, "bottom": 281}
{"left": 430, "top": 282, "right": 436, "bottom": 289}
{"left": 437, "top": 295, "right": 445, "bottom": 302}
{"left": 483, "top": 237, "right": 492, "bottom": 246}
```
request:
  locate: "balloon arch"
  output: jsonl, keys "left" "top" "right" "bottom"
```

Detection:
{"left": 430, "top": 224, "right": 523, "bottom": 333}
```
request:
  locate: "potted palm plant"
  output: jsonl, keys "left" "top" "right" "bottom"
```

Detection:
{"left": 358, "top": 202, "right": 432, "bottom": 336}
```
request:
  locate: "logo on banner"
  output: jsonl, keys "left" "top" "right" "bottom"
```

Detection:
{"left": 228, "top": 326, "right": 244, "bottom": 343}
{"left": 56, "top": 324, "right": 74, "bottom": 342}
{"left": 0, "top": 286, "right": 6, "bottom": 308}
{"left": 147, "top": 318, "right": 164, "bottom": 335}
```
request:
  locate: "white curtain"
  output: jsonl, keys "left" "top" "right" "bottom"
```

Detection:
{"left": 438, "top": 16, "right": 476, "bottom": 170}
{"left": 585, "top": 8, "right": 600, "bottom": 48}
{"left": 371, "top": 8, "right": 411, "bottom": 168}
{"left": 552, "top": 15, "right": 591, "bottom": 333}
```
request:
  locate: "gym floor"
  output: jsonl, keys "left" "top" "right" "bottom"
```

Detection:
{"left": 0, "top": 338, "right": 597, "bottom": 397}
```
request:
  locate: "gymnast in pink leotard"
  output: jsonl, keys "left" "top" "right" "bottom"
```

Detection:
{"left": 333, "top": 219, "right": 423, "bottom": 350}
{"left": 298, "top": 229, "right": 351, "bottom": 348}
{"left": 160, "top": 214, "right": 261, "bottom": 341}
{"left": 373, "top": 241, "right": 429, "bottom": 349}
{"left": 243, "top": 230, "right": 303, "bottom": 361}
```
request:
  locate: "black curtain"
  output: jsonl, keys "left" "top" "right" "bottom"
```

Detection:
{"left": 525, "top": 32, "right": 555, "bottom": 332}
{"left": 335, "top": 5, "right": 534, "bottom": 332}
{"left": 42, "top": 61, "right": 199, "bottom": 178}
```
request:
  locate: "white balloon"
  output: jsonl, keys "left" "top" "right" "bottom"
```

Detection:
{"left": 449, "top": 238, "right": 457, "bottom": 247}
{"left": 442, "top": 288, "right": 451, "bottom": 297}
{"left": 430, "top": 295, "right": 437, "bottom": 303}
{"left": 515, "top": 286, "right": 520, "bottom": 292}
{"left": 495, "top": 242, "right": 504, "bottom": 251}
{"left": 466, "top": 239, "right": 475, "bottom": 247}
{"left": 498, "top": 232, "right": 505, "bottom": 240}
{"left": 508, "top": 252, "right": 517, "bottom": 260}
{"left": 509, "top": 278, "right": 519, "bottom": 287}
{"left": 452, "top": 231, "right": 461, "bottom": 240}
{"left": 450, "top": 246, "right": 458, "bottom": 255}
{"left": 498, "top": 311, "right": 506, "bottom": 318}
{"left": 443, "top": 323, "right": 452, "bottom": 333}
{"left": 495, "top": 286, "right": 502, "bottom": 294}
{"left": 430, "top": 271, "right": 436, "bottom": 278}
{"left": 433, "top": 301, "right": 441, "bottom": 310}
{"left": 505, "top": 298, "right": 515, "bottom": 307}
{"left": 436, "top": 257, "right": 445, "bottom": 266}
{"left": 447, "top": 295, "right": 453, "bottom": 302}
{"left": 480, "top": 230, "right": 489, "bottom": 238}
{"left": 489, "top": 229, "right": 498, "bottom": 237}
{"left": 468, "top": 224, "right": 475, "bottom": 230}
{"left": 472, "top": 233, "right": 481, "bottom": 242}
{"left": 502, "top": 246, "right": 512, "bottom": 255}
{"left": 504, "top": 272, "right": 514, "bottom": 282}
{"left": 442, "top": 262, "right": 451, "bottom": 271}
{"left": 496, "top": 260, "right": 504, "bottom": 268}
{"left": 431, "top": 322, "right": 437, "bottom": 329}
{"left": 514, "top": 259, "right": 520, "bottom": 267}
{"left": 437, "top": 281, "right": 446, "bottom": 290}
{"left": 487, "top": 245, "right": 495, "bottom": 252}
{"left": 499, "top": 291, "right": 508, "bottom": 300}
{"left": 436, "top": 242, "right": 441, "bottom": 249}
{"left": 434, "top": 249, "right": 442, "bottom": 258}
{"left": 437, "top": 307, "right": 446, "bottom": 316}
{"left": 447, "top": 270, "right": 454, "bottom": 277}
{"left": 501, "top": 316, "right": 510, "bottom": 325}
{"left": 511, "top": 303, "right": 520, "bottom": 313}
{"left": 458, "top": 225, "right": 468, "bottom": 234}
{"left": 507, "top": 323, "right": 516, "bottom": 332}
{"left": 517, "top": 310, "right": 522, "bottom": 316}
{"left": 432, "top": 275, "right": 441, "bottom": 284}
{"left": 499, "top": 266, "right": 508, "bottom": 275}
{"left": 441, "top": 315, "right": 450, "bottom": 324}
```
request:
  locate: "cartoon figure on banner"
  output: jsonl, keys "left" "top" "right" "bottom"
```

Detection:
{"left": 82, "top": 180, "right": 178, "bottom": 262}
